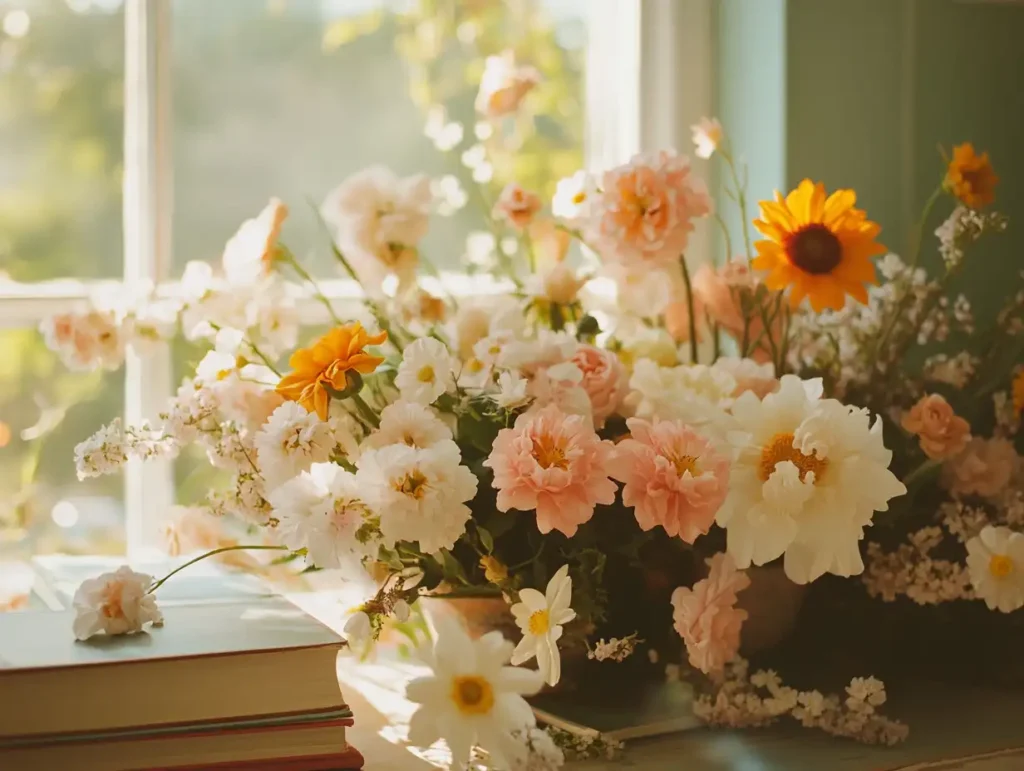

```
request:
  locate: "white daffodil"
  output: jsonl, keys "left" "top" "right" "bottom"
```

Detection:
{"left": 966, "top": 526, "right": 1024, "bottom": 613}
{"left": 406, "top": 618, "right": 543, "bottom": 769}
{"left": 509, "top": 564, "right": 576, "bottom": 686}
{"left": 395, "top": 337, "right": 456, "bottom": 405}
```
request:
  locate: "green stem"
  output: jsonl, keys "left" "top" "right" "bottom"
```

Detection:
{"left": 720, "top": 149, "right": 754, "bottom": 261}
{"left": 874, "top": 185, "right": 944, "bottom": 359}
{"left": 901, "top": 458, "right": 941, "bottom": 490}
{"left": 350, "top": 393, "right": 381, "bottom": 429}
{"left": 280, "top": 244, "right": 343, "bottom": 325}
{"left": 247, "top": 340, "right": 282, "bottom": 378}
{"left": 147, "top": 545, "right": 289, "bottom": 595}
{"left": 712, "top": 211, "right": 734, "bottom": 264}
{"left": 678, "top": 255, "right": 700, "bottom": 364}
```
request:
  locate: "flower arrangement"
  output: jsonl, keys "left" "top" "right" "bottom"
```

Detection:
{"left": 40, "top": 60, "right": 1024, "bottom": 766}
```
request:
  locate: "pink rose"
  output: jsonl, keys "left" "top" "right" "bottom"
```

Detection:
{"left": 901, "top": 394, "right": 971, "bottom": 460}
{"left": 613, "top": 418, "right": 730, "bottom": 542}
{"left": 944, "top": 437, "right": 1018, "bottom": 499}
{"left": 483, "top": 404, "right": 618, "bottom": 537}
{"left": 493, "top": 182, "right": 542, "bottom": 230}
{"left": 571, "top": 345, "right": 629, "bottom": 427}
{"left": 671, "top": 553, "right": 750, "bottom": 674}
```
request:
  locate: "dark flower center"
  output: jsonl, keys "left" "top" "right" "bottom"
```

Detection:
{"left": 789, "top": 224, "right": 842, "bottom": 275}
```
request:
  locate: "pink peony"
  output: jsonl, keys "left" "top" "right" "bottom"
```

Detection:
{"left": 483, "top": 404, "right": 618, "bottom": 537}
{"left": 613, "top": 418, "right": 729, "bottom": 542}
{"left": 901, "top": 393, "right": 971, "bottom": 460}
{"left": 571, "top": 345, "right": 629, "bottom": 427}
{"left": 943, "top": 437, "right": 1018, "bottom": 499}
{"left": 493, "top": 182, "right": 542, "bottom": 230}
{"left": 587, "top": 150, "right": 711, "bottom": 269}
{"left": 671, "top": 553, "right": 750, "bottom": 674}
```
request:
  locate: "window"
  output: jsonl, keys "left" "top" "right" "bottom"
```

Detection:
{"left": 0, "top": 0, "right": 611, "bottom": 560}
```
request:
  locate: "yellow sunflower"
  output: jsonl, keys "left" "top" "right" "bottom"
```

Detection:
{"left": 753, "top": 180, "right": 885, "bottom": 312}
{"left": 945, "top": 143, "right": 998, "bottom": 209}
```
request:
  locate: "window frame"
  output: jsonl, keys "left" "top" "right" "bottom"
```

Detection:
{"left": 0, "top": 0, "right": 708, "bottom": 557}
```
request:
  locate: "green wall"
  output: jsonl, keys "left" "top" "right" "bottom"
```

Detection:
{"left": 716, "top": 0, "right": 1024, "bottom": 321}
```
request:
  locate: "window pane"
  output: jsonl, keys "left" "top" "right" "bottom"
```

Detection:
{"left": 0, "top": 0, "right": 124, "bottom": 282}
{"left": 0, "top": 328, "right": 125, "bottom": 559}
{"left": 171, "top": 0, "right": 587, "bottom": 275}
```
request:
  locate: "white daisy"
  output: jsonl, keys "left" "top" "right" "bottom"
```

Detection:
{"left": 355, "top": 439, "right": 477, "bottom": 554}
{"left": 966, "top": 526, "right": 1024, "bottom": 613}
{"left": 266, "top": 462, "right": 376, "bottom": 570}
{"left": 717, "top": 376, "right": 907, "bottom": 584}
{"left": 254, "top": 402, "right": 336, "bottom": 490}
{"left": 552, "top": 170, "right": 591, "bottom": 221}
{"left": 361, "top": 400, "right": 453, "bottom": 451}
{"left": 406, "top": 617, "right": 543, "bottom": 769}
{"left": 492, "top": 370, "right": 531, "bottom": 410}
{"left": 395, "top": 337, "right": 456, "bottom": 405}
{"left": 510, "top": 565, "right": 576, "bottom": 687}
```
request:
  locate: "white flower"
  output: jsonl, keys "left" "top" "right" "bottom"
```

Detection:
{"left": 493, "top": 370, "right": 531, "bottom": 410}
{"left": 221, "top": 198, "right": 288, "bottom": 286}
{"left": 254, "top": 402, "right": 336, "bottom": 490}
{"left": 527, "top": 362, "right": 593, "bottom": 425}
{"left": 361, "top": 400, "right": 453, "bottom": 451}
{"left": 552, "top": 170, "right": 591, "bottom": 221}
{"left": 75, "top": 420, "right": 128, "bottom": 479}
{"left": 691, "top": 117, "right": 723, "bottom": 159}
{"left": 355, "top": 440, "right": 477, "bottom": 554}
{"left": 475, "top": 50, "right": 540, "bottom": 119}
{"left": 321, "top": 166, "right": 431, "bottom": 295}
{"left": 717, "top": 376, "right": 907, "bottom": 584}
{"left": 343, "top": 610, "right": 372, "bottom": 645}
{"left": 250, "top": 278, "right": 300, "bottom": 358}
{"left": 72, "top": 566, "right": 163, "bottom": 641}
{"left": 966, "top": 526, "right": 1024, "bottom": 613}
{"left": 603, "top": 264, "right": 674, "bottom": 319}
{"left": 510, "top": 564, "right": 576, "bottom": 687}
{"left": 267, "top": 463, "right": 375, "bottom": 570}
{"left": 499, "top": 330, "right": 577, "bottom": 376}
{"left": 405, "top": 618, "right": 543, "bottom": 769}
{"left": 393, "top": 599, "right": 411, "bottom": 623}
{"left": 510, "top": 726, "right": 565, "bottom": 771}
{"left": 395, "top": 337, "right": 456, "bottom": 405}
{"left": 624, "top": 359, "right": 735, "bottom": 439}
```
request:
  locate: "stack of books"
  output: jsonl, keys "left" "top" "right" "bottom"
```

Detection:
{"left": 0, "top": 557, "right": 362, "bottom": 770}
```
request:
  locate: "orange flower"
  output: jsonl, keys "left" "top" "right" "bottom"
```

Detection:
{"left": 275, "top": 322, "right": 387, "bottom": 419}
{"left": 1013, "top": 370, "right": 1024, "bottom": 417}
{"left": 945, "top": 143, "right": 998, "bottom": 209}
{"left": 753, "top": 180, "right": 885, "bottom": 312}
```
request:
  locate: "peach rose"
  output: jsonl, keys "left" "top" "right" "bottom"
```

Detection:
{"left": 664, "top": 294, "right": 704, "bottom": 344}
{"left": 713, "top": 357, "right": 778, "bottom": 399}
{"left": 493, "top": 182, "right": 542, "bottom": 230}
{"left": 475, "top": 51, "right": 540, "bottom": 119}
{"left": 692, "top": 260, "right": 780, "bottom": 363}
{"left": 901, "top": 394, "right": 971, "bottom": 460}
{"left": 944, "top": 437, "right": 1018, "bottom": 499}
{"left": 571, "top": 345, "right": 629, "bottom": 427}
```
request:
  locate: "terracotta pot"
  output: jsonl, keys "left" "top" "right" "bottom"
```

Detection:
{"left": 419, "top": 594, "right": 518, "bottom": 640}
{"left": 737, "top": 564, "right": 807, "bottom": 654}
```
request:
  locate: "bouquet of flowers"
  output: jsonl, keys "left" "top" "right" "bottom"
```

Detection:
{"left": 42, "top": 84, "right": 1022, "bottom": 765}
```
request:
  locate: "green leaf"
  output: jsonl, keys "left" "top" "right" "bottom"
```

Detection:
{"left": 439, "top": 548, "right": 469, "bottom": 585}
{"left": 477, "top": 525, "right": 495, "bottom": 554}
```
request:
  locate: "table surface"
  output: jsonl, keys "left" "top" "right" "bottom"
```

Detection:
{"left": 338, "top": 658, "right": 1024, "bottom": 771}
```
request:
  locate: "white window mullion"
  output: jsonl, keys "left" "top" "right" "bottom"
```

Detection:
{"left": 124, "top": 0, "right": 174, "bottom": 558}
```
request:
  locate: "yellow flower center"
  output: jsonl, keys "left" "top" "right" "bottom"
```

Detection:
{"left": 670, "top": 453, "right": 700, "bottom": 477}
{"left": 572, "top": 190, "right": 587, "bottom": 205}
{"left": 788, "top": 223, "right": 843, "bottom": 275}
{"left": 528, "top": 609, "right": 550, "bottom": 635}
{"left": 417, "top": 365, "right": 436, "bottom": 383}
{"left": 466, "top": 358, "right": 485, "bottom": 374}
{"left": 216, "top": 368, "right": 233, "bottom": 381}
{"left": 532, "top": 435, "right": 569, "bottom": 470}
{"left": 989, "top": 554, "right": 1014, "bottom": 579}
{"left": 100, "top": 583, "right": 124, "bottom": 619}
{"left": 759, "top": 432, "right": 829, "bottom": 483}
{"left": 451, "top": 675, "right": 494, "bottom": 715}
{"left": 396, "top": 470, "right": 429, "bottom": 499}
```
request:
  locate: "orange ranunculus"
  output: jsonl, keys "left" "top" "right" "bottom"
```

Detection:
{"left": 945, "top": 143, "right": 998, "bottom": 209}
{"left": 275, "top": 322, "right": 387, "bottom": 419}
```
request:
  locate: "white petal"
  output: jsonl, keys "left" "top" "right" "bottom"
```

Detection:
{"left": 510, "top": 634, "right": 537, "bottom": 666}
{"left": 406, "top": 706, "right": 439, "bottom": 748}
{"left": 405, "top": 675, "right": 442, "bottom": 705}
{"left": 518, "top": 587, "right": 548, "bottom": 612}
{"left": 497, "top": 665, "right": 544, "bottom": 696}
